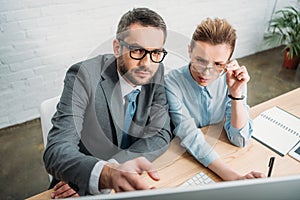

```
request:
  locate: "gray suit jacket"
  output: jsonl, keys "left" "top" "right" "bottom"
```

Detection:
{"left": 43, "top": 54, "right": 172, "bottom": 195}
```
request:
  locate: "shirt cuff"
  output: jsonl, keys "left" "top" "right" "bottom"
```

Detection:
{"left": 229, "top": 122, "right": 251, "bottom": 147}
{"left": 89, "top": 159, "right": 120, "bottom": 194}
{"left": 196, "top": 143, "right": 219, "bottom": 167}
{"left": 89, "top": 160, "right": 107, "bottom": 194}
{"left": 179, "top": 129, "right": 219, "bottom": 168}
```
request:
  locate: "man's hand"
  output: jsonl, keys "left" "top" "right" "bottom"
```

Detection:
{"left": 51, "top": 181, "right": 79, "bottom": 199}
{"left": 99, "top": 157, "right": 160, "bottom": 192}
{"left": 226, "top": 59, "right": 250, "bottom": 97}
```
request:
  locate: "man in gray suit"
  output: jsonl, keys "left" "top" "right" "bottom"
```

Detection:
{"left": 43, "top": 7, "right": 172, "bottom": 197}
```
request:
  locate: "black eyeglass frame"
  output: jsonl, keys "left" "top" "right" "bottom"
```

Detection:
{"left": 119, "top": 40, "right": 168, "bottom": 63}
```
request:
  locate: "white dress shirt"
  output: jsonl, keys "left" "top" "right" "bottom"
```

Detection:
{"left": 88, "top": 71, "right": 141, "bottom": 194}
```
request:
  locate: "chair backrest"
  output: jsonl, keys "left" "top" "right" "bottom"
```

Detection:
{"left": 39, "top": 96, "right": 60, "bottom": 182}
{"left": 39, "top": 96, "right": 60, "bottom": 148}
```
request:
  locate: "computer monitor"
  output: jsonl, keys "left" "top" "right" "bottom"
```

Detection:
{"left": 78, "top": 175, "right": 300, "bottom": 200}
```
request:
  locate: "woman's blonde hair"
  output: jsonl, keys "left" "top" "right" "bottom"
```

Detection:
{"left": 190, "top": 18, "right": 236, "bottom": 58}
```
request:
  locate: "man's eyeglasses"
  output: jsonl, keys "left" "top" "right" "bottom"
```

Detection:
{"left": 119, "top": 40, "right": 168, "bottom": 63}
{"left": 191, "top": 58, "right": 228, "bottom": 77}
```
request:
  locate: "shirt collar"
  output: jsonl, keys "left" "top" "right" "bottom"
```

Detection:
{"left": 184, "top": 64, "right": 213, "bottom": 98}
{"left": 117, "top": 70, "right": 141, "bottom": 100}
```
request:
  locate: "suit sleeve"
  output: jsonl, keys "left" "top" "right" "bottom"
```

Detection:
{"left": 43, "top": 64, "right": 98, "bottom": 195}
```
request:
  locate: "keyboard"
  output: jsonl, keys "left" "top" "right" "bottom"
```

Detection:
{"left": 179, "top": 171, "right": 215, "bottom": 187}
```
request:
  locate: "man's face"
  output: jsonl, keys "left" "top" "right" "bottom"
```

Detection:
{"left": 189, "top": 41, "right": 231, "bottom": 87}
{"left": 114, "top": 24, "right": 165, "bottom": 86}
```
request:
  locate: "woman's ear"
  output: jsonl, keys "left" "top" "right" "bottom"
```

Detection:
{"left": 188, "top": 44, "right": 192, "bottom": 59}
{"left": 113, "top": 39, "right": 121, "bottom": 57}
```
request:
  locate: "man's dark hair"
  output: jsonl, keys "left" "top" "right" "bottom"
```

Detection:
{"left": 116, "top": 7, "right": 167, "bottom": 42}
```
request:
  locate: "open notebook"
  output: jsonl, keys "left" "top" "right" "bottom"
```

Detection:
{"left": 252, "top": 106, "right": 300, "bottom": 156}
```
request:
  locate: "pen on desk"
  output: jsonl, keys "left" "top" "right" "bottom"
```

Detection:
{"left": 267, "top": 157, "right": 275, "bottom": 177}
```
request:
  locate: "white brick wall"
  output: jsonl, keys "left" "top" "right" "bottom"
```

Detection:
{"left": 0, "top": 0, "right": 298, "bottom": 128}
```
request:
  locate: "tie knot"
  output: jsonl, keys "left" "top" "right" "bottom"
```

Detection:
{"left": 125, "top": 89, "right": 140, "bottom": 103}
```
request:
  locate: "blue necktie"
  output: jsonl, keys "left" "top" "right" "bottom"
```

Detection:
{"left": 121, "top": 89, "right": 140, "bottom": 149}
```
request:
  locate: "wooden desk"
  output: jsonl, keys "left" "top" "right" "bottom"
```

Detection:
{"left": 27, "top": 88, "right": 300, "bottom": 199}
{"left": 146, "top": 87, "right": 300, "bottom": 187}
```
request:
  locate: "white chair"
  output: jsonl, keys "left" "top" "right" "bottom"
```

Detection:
{"left": 39, "top": 96, "right": 60, "bottom": 181}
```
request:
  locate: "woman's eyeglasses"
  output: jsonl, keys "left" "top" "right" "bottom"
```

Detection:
{"left": 191, "top": 58, "right": 228, "bottom": 77}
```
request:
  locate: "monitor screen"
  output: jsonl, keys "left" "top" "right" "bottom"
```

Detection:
{"left": 77, "top": 175, "right": 300, "bottom": 200}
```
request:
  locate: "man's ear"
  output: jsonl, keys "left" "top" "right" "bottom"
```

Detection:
{"left": 113, "top": 39, "right": 121, "bottom": 57}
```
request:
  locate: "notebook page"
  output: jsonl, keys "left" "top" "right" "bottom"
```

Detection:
{"left": 252, "top": 107, "right": 300, "bottom": 156}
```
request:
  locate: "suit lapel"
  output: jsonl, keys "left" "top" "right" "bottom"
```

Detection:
{"left": 98, "top": 59, "right": 124, "bottom": 146}
{"left": 96, "top": 61, "right": 161, "bottom": 146}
